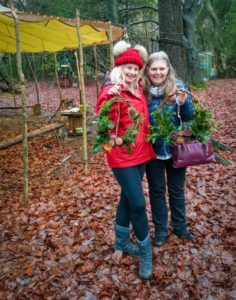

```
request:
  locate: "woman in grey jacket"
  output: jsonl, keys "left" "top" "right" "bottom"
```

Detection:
{"left": 143, "top": 51, "right": 194, "bottom": 246}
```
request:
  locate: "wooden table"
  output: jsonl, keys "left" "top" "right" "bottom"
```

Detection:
{"left": 61, "top": 111, "right": 82, "bottom": 134}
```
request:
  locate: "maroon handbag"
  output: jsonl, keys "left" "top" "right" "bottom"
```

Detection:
{"left": 172, "top": 140, "right": 215, "bottom": 168}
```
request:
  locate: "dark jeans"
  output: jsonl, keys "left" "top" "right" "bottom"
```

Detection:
{"left": 146, "top": 158, "right": 187, "bottom": 237}
{"left": 112, "top": 163, "right": 148, "bottom": 241}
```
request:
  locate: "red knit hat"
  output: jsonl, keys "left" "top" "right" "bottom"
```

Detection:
{"left": 114, "top": 48, "right": 144, "bottom": 69}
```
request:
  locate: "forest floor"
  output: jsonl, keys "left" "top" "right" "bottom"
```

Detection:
{"left": 0, "top": 79, "right": 235, "bottom": 300}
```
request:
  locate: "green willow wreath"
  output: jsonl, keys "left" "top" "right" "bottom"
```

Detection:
{"left": 92, "top": 96, "right": 142, "bottom": 153}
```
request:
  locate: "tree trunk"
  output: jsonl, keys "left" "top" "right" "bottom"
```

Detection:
{"left": 183, "top": 0, "right": 200, "bottom": 82}
{"left": 158, "top": 0, "right": 187, "bottom": 80}
{"left": 107, "top": 0, "right": 119, "bottom": 24}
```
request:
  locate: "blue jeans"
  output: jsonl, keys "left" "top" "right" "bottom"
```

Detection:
{"left": 112, "top": 163, "right": 149, "bottom": 241}
{"left": 146, "top": 158, "right": 187, "bottom": 236}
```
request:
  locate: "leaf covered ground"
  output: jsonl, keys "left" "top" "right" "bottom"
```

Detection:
{"left": 0, "top": 79, "right": 235, "bottom": 300}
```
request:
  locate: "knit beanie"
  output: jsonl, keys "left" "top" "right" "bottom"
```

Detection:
{"left": 113, "top": 40, "right": 147, "bottom": 69}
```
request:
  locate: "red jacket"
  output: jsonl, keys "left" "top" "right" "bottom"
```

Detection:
{"left": 96, "top": 84, "right": 155, "bottom": 168}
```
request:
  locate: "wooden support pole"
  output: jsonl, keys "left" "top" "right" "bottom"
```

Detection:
{"left": 31, "top": 53, "right": 40, "bottom": 106}
{"left": 41, "top": 54, "right": 44, "bottom": 82}
{"left": 53, "top": 52, "right": 63, "bottom": 101}
{"left": 109, "top": 23, "right": 114, "bottom": 69}
{"left": 76, "top": 9, "right": 88, "bottom": 175}
{"left": 9, "top": 0, "right": 28, "bottom": 206}
{"left": 93, "top": 45, "right": 99, "bottom": 98}
{"left": 74, "top": 51, "right": 81, "bottom": 105}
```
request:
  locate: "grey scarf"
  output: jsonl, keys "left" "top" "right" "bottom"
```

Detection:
{"left": 149, "top": 85, "right": 165, "bottom": 97}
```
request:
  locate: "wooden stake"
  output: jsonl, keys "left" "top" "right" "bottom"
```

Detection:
{"left": 76, "top": 9, "right": 88, "bottom": 175}
{"left": 31, "top": 53, "right": 40, "bottom": 105}
{"left": 109, "top": 23, "right": 114, "bottom": 69}
{"left": 74, "top": 51, "right": 81, "bottom": 105}
{"left": 9, "top": 0, "right": 28, "bottom": 206}
{"left": 53, "top": 52, "right": 63, "bottom": 101}
{"left": 93, "top": 45, "right": 99, "bottom": 98}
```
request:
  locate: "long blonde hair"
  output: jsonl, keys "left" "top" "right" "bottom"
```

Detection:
{"left": 143, "top": 51, "right": 176, "bottom": 101}
{"left": 110, "top": 65, "right": 141, "bottom": 96}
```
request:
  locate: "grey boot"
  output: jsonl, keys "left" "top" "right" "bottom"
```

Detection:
{"left": 136, "top": 234, "right": 153, "bottom": 279}
{"left": 115, "top": 224, "right": 139, "bottom": 256}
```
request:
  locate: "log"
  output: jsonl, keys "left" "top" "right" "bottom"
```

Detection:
{"left": 0, "top": 106, "right": 34, "bottom": 109}
{"left": 0, "top": 104, "right": 41, "bottom": 115}
{"left": 0, "top": 122, "right": 65, "bottom": 150}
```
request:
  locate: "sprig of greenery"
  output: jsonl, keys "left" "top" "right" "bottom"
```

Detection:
{"left": 148, "top": 107, "right": 175, "bottom": 144}
{"left": 123, "top": 112, "right": 141, "bottom": 145}
{"left": 187, "top": 99, "right": 215, "bottom": 143}
{"left": 92, "top": 99, "right": 115, "bottom": 153}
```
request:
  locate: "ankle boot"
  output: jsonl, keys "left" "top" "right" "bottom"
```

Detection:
{"left": 114, "top": 224, "right": 139, "bottom": 256}
{"left": 174, "top": 229, "right": 194, "bottom": 241}
{"left": 136, "top": 234, "right": 152, "bottom": 279}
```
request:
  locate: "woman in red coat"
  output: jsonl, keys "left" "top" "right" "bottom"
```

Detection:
{"left": 96, "top": 40, "right": 155, "bottom": 279}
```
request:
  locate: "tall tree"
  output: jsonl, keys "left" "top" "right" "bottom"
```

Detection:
{"left": 183, "top": 0, "right": 199, "bottom": 81}
{"left": 107, "top": 0, "right": 119, "bottom": 24}
{"left": 158, "top": 0, "right": 187, "bottom": 80}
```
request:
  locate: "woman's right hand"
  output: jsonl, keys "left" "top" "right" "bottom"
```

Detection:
{"left": 107, "top": 85, "right": 121, "bottom": 95}
{"left": 176, "top": 89, "right": 187, "bottom": 105}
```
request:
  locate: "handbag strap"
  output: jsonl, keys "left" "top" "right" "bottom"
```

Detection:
{"left": 177, "top": 103, "right": 183, "bottom": 128}
{"left": 158, "top": 94, "right": 183, "bottom": 128}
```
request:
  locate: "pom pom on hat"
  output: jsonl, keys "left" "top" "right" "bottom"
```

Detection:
{"left": 113, "top": 40, "right": 131, "bottom": 57}
{"left": 134, "top": 45, "right": 148, "bottom": 63}
{"left": 113, "top": 40, "right": 146, "bottom": 69}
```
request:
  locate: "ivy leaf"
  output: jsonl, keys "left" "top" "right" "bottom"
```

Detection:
{"left": 149, "top": 107, "right": 175, "bottom": 144}
{"left": 92, "top": 143, "right": 103, "bottom": 153}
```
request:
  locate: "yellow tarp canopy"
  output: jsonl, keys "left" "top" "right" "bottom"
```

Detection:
{"left": 0, "top": 7, "right": 123, "bottom": 53}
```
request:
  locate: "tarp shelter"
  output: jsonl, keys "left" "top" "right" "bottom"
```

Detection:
{"left": 0, "top": 5, "right": 124, "bottom": 53}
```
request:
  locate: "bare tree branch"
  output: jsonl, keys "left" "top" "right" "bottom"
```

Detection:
{"left": 128, "top": 20, "right": 159, "bottom": 27}
{"left": 119, "top": 5, "right": 158, "bottom": 13}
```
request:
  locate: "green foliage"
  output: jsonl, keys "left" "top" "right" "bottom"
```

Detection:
{"left": 188, "top": 99, "right": 215, "bottom": 143}
{"left": 188, "top": 81, "right": 208, "bottom": 90}
{"left": 93, "top": 99, "right": 115, "bottom": 152}
{"left": 123, "top": 110, "right": 141, "bottom": 148}
{"left": 214, "top": 152, "right": 231, "bottom": 165}
{"left": 223, "top": 1, "right": 236, "bottom": 76}
{"left": 149, "top": 108, "right": 175, "bottom": 144}
{"left": 212, "top": 138, "right": 234, "bottom": 153}
{"left": 149, "top": 99, "right": 215, "bottom": 145}
{"left": 195, "top": 0, "right": 236, "bottom": 77}
{"left": 123, "top": 128, "right": 139, "bottom": 145}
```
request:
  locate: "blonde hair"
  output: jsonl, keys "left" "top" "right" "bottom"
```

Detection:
{"left": 110, "top": 65, "right": 141, "bottom": 96}
{"left": 143, "top": 51, "right": 176, "bottom": 101}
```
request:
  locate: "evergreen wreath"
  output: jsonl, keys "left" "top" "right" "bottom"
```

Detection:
{"left": 92, "top": 96, "right": 142, "bottom": 153}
